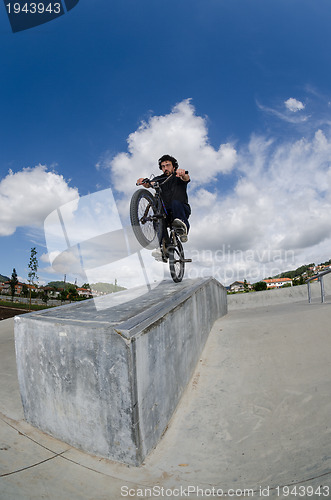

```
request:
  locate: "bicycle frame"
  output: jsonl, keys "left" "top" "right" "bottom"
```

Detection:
{"left": 131, "top": 173, "right": 191, "bottom": 282}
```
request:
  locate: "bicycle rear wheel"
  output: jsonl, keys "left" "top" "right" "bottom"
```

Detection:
{"left": 168, "top": 233, "right": 185, "bottom": 282}
{"left": 130, "top": 189, "right": 162, "bottom": 248}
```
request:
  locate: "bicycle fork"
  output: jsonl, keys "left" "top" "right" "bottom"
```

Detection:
{"left": 168, "top": 229, "right": 192, "bottom": 263}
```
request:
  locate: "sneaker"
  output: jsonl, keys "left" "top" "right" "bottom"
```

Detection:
{"left": 152, "top": 248, "right": 168, "bottom": 262}
{"left": 173, "top": 218, "right": 187, "bottom": 234}
{"left": 173, "top": 219, "right": 188, "bottom": 242}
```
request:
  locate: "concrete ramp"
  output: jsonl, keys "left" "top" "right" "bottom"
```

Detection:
{"left": 14, "top": 277, "right": 227, "bottom": 466}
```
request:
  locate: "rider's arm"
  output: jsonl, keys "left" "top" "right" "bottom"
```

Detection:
{"left": 136, "top": 178, "right": 152, "bottom": 188}
{"left": 176, "top": 169, "right": 190, "bottom": 182}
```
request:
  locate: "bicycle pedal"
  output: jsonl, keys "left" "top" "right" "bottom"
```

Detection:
{"left": 183, "top": 259, "right": 192, "bottom": 263}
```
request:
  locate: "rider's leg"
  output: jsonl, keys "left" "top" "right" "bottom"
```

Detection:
{"left": 169, "top": 200, "right": 190, "bottom": 233}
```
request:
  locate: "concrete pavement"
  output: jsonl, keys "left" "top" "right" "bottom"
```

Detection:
{"left": 1, "top": 291, "right": 331, "bottom": 499}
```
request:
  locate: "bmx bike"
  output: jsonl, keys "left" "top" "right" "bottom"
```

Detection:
{"left": 130, "top": 173, "right": 191, "bottom": 283}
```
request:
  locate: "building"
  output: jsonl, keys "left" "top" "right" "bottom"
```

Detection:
{"left": 0, "top": 281, "right": 37, "bottom": 295}
{"left": 229, "top": 281, "right": 252, "bottom": 293}
{"left": 77, "top": 287, "right": 93, "bottom": 298}
{"left": 262, "top": 278, "right": 293, "bottom": 288}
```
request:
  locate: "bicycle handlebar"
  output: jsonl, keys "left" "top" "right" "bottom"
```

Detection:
{"left": 136, "top": 171, "right": 189, "bottom": 187}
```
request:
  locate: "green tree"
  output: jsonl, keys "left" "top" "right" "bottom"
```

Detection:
{"left": 28, "top": 247, "right": 39, "bottom": 311}
{"left": 293, "top": 275, "right": 305, "bottom": 286}
{"left": 68, "top": 285, "right": 79, "bottom": 302}
{"left": 60, "top": 289, "right": 68, "bottom": 303}
{"left": 21, "top": 283, "right": 29, "bottom": 298}
{"left": 9, "top": 268, "right": 18, "bottom": 302}
{"left": 253, "top": 281, "right": 268, "bottom": 291}
{"left": 41, "top": 290, "right": 49, "bottom": 305}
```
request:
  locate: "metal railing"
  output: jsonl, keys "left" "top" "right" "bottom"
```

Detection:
{"left": 306, "top": 267, "right": 331, "bottom": 303}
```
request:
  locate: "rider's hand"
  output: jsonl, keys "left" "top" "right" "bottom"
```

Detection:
{"left": 137, "top": 178, "right": 151, "bottom": 188}
{"left": 176, "top": 169, "right": 190, "bottom": 181}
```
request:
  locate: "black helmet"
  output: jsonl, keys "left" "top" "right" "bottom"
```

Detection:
{"left": 158, "top": 154, "right": 179, "bottom": 171}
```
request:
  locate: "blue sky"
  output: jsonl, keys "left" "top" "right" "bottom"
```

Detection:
{"left": 1, "top": 0, "right": 331, "bottom": 287}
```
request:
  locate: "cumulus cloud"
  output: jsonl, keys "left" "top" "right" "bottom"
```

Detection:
{"left": 104, "top": 100, "right": 331, "bottom": 286}
{"left": 109, "top": 99, "right": 237, "bottom": 196}
{"left": 0, "top": 165, "right": 79, "bottom": 236}
{"left": 187, "top": 129, "right": 331, "bottom": 283}
{"left": 285, "top": 98, "right": 305, "bottom": 112}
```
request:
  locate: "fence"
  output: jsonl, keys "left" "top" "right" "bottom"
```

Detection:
{"left": 306, "top": 267, "right": 331, "bottom": 304}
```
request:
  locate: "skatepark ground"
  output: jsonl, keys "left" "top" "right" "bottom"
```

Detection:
{"left": 0, "top": 290, "right": 331, "bottom": 499}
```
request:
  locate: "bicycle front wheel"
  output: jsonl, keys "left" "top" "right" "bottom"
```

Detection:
{"left": 168, "top": 234, "right": 185, "bottom": 282}
{"left": 130, "top": 189, "right": 162, "bottom": 248}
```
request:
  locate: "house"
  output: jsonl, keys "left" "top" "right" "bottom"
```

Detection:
{"left": 0, "top": 281, "right": 28, "bottom": 295}
{"left": 0, "top": 281, "right": 37, "bottom": 295}
{"left": 313, "top": 264, "right": 331, "bottom": 273}
{"left": 77, "top": 287, "right": 93, "bottom": 298}
{"left": 262, "top": 278, "right": 293, "bottom": 288}
{"left": 39, "top": 286, "right": 58, "bottom": 297}
{"left": 229, "top": 281, "right": 252, "bottom": 293}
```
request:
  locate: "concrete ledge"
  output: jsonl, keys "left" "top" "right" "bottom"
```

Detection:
{"left": 14, "top": 277, "right": 227, "bottom": 466}
{"left": 228, "top": 272, "right": 331, "bottom": 310}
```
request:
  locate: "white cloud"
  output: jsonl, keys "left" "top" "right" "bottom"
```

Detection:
{"left": 101, "top": 100, "right": 331, "bottom": 287}
{"left": 109, "top": 99, "right": 237, "bottom": 196}
{"left": 285, "top": 98, "right": 305, "bottom": 112}
{"left": 0, "top": 165, "right": 79, "bottom": 236}
{"left": 186, "top": 129, "right": 331, "bottom": 284}
{"left": 257, "top": 100, "right": 308, "bottom": 123}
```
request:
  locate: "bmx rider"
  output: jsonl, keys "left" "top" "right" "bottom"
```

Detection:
{"left": 136, "top": 154, "right": 191, "bottom": 261}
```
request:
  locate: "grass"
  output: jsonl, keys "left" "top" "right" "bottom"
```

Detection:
{"left": 0, "top": 300, "right": 54, "bottom": 311}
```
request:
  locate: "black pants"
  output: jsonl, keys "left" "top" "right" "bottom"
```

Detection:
{"left": 167, "top": 199, "right": 191, "bottom": 232}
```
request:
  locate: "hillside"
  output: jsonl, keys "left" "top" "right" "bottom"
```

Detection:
{"left": 0, "top": 274, "right": 9, "bottom": 283}
{"left": 90, "top": 282, "right": 126, "bottom": 294}
{"left": 47, "top": 281, "right": 77, "bottom": 290}
{"left": 46, "top": 281, "right": 126, "bottom": 294}
{"left": 274, "top": 264, "right": 314, "bottom": 280}
{"left": 274, "top": 258, "right": 331, "bottom": 280}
